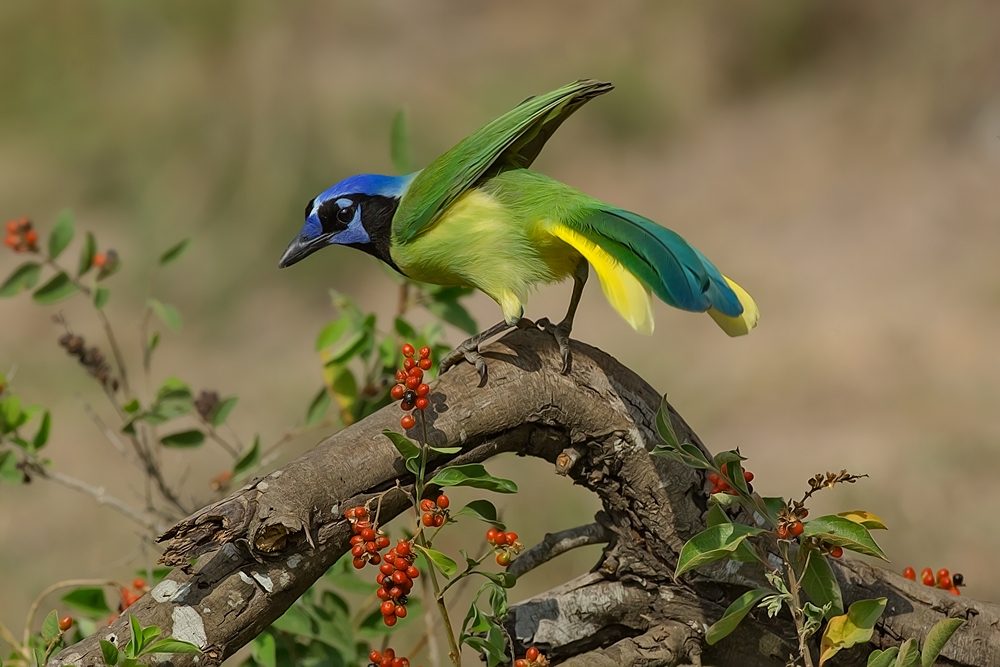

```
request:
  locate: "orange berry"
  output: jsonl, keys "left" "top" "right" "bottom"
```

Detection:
{"left": 743, "top": 470, "right": 754, "bottom": 482}
{"left": 420, "top": 499, "right": 435, "bottom": 512}
{"left": 416, "top": 383, "right": 430, "bottom": 397}
{"left": 133, "top": 578, "right": 146, "bottom": 590}
{"left": 708, "top": 472, "right": 720, "bottom": 484}
{"left": 415, "top": 397, "right": 429, "bottom": 410}
{"left": 526, "top": 646, "right": 539, "bottom": 661}
{"left": 381, "top": 600, "right": 395, "bottom": 616}
{"left": 830, "top": 546, "right": 843, "bottom": 558}
{"left": 403, "top": 358, "right": 416, "bottom": 371}
{"left": 922, "top": 571, "right": 935, "bottom": 587}
{"left": 405, "top": 375, "right": 420, "bottom": 389}
{"left": 505, "top": 532, "right": 518, "bottom": 544}
{"left": 391, "top": 385, "right": 405, "bottom": 401}
{"left": 486, "top": 528, "right": 499, "bottom": 544}
{"left": 5, "top": 220, "right": 17, "bottom": 233}
{"left": 777, "top": 525, "right": 789, "bottom": 539}
{"left": 436, "top": 494, "right": 449, "bottom": 509}
{"left": 400, "top": 414, "right": 415, "bottom": 429}
{"left": 939, "top": 575, "right": 952, "bottom": 590}
{"left": 58, "top": 616, "right": 73, "bottom": 631}
{"left": 418, "top": 346, "right": 431, "bottom": 359}
{"left": 936, "top": 568, "right": 950, "bottom": 584}
{"left": 496, "top": 552, "right": 511, "bottom": 566}
{"left": 24, "top": 230, "right": 37, "bottom": 245}
{"left": 395, "top": 605, "right": 407, "bottom": 618}
{"left": 383, "top": 614, "right": 397, "bottom": 627}
{"left": 516, "top": 661, "right": 528, "bottom": 667}
{"left": 419, "top": 357, "right": 432, "bottom": 370}
{"left": 903, "top": 567, "right": 915, "bottom": 580}
{"left": 3, "top": 235, "right": 17, "bottom": 249}
{"left": 949, "top": 587, "right": 961, "bottom": 596}
{"left": 93, "top": 253, "right": 106, "bottom": 267}
{"left": 789, "top": 522, "right": 804, "bottom": 537}
{"left": 433, "top": 514, "right": 444, "bottom": 527}
{"left": 402, "top": 343, "right": 415, "bottom": 358}
{"left": 422, "top": 512, "right": 434, "bottom": 527}
{"left": 493, "top": 531, "right": 507, "bottom": 546}
{"left": 407, "top": 367, "right": 423, "bottom": 382}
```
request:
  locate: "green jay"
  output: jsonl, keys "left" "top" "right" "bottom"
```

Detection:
{"left": 280, "top": 80, "right": 759, "bottom": 383}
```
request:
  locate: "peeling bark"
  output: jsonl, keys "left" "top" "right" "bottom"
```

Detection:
{"left": 51, "top": 329, "right": 1000, "bottom": 666}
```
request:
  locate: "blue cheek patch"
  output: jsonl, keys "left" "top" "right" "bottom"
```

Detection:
{"left": 331, "top": 205, "right": 370, "bottom": 245}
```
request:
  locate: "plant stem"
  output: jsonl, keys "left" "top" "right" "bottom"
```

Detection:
{"left": 779, "top": 542, "right": 815, "bottom": 667}
{"left": 23, "top": 579, "right": 123, "bottom": 648}
{"left": 0, "top": 619, "right": 30, "bottom": 661}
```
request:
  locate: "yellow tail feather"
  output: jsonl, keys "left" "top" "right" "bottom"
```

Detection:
{"left": 548, "top": 224, "right": 655, "bottom": 334}
{"left": 708, "top": 276, "right": 759, "bottom": 336}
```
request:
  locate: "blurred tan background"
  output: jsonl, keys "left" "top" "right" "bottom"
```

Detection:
{"left": 2, "top": 0, "right": 999, "bottom": 657}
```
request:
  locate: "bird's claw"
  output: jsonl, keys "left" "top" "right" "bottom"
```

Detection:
{"left": 537, "top": 317, "right": 574, "bottom": 374}
{"left": 440, "top": 339, "right": 490, "bottom": 387}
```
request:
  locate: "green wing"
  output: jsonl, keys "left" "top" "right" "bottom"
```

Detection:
{"left": 392, "top": 79, "right": 613, "bottom": 244}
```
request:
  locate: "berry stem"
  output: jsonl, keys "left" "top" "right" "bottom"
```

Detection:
{"left": 778, "top": 541, "right": 816, "bottom": 667}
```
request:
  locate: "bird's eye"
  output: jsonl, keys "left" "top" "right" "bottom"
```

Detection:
{"left": 336, "top": 205, "right": 354, "bottom": 224}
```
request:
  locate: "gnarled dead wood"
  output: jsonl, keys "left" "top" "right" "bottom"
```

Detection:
{"left": 52, "top": 328, "right": 1000, "bottom": 666}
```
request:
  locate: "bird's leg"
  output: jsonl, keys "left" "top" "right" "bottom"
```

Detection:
{"left": 438, "top": 320, "right": 512, "bottom": 387}
{"left": 537, "top": 260, "right": 588, "bottom": 374}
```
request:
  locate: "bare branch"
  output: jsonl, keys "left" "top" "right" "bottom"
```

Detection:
{"left": 507, "top": 521, "right": 611, "bottom": 578}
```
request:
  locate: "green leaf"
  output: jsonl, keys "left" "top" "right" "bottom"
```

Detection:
{"left": 390, "top": 107, "right": 415, "bottom": 175}
{"left": 0, "top": 262, "right": 42, "bottom": 297}
{"left": 424, "top": 297, "right": 478, "bottom": 335}
{"left": 148, "top": 299, "right": 182, "bottom": 332}
{"left": 32, "top": 410, "right": 51, "bottom": 450}
{"left": 836, "top": 510, "right": 888, "bottom": 531}
{"left": 78, "top": 231, "right": 97, "bottom": 276}
{"left": 921, "top": 618, "right": 963, "bottom": 667}
{"left": 713, "top": 449, "right": 747, "bottom": 468}
{"left": 655, "top": 395, "right": 681, "bottom": 449}
{"left": 895, "top": 639, "right": 920, "bottom": 667}
{"left": 428, "top": 445, "right": 462, "bottom": 454}
{"left": 819, "top": 597, "right": 887, "bottom": 665}
{"left": 429, "top": 464, "right": 517, "bottom": 493}
{"left": 706, "top": 503, "right": 731, "bottom": 528}
{"left": 867, "top": 647, "right": 899, "bottom": 667}
{"left": 804, "top": 515, "right": 888, "bottom": 560}
{"left": 798, "top": 547, "right": 844, "bottom": 618}
{"left": 321, "top": 329, "right": 367, "bottom": 365}
{"left": 233, "top": 436, "right": 260, "bottom": 476}
{"left": 315, "top": 316, "right": 351, "bottom": 352}
{"left": 100, "top": 639, "right": 120, "bottom": 666}
{"left": 158, "top": 238, "right": 191, "bottom": 266}
{"left": 140, "top": 626, "right": 160, "bottom": 653}
{"left": 93, "top": 286, "right": 110, "bottom": 309}
{"left": 675, "top": 523, "right": 765, "bottom": 576}
{"left": 62, "top": 587, "right": 112, "bottom": 616}
{"left": 305, "top": 387, "right": 331, "bottom": 427}
{"left": 650, "top": 441, "right": 713, "bottom": 470}
{"left": 142, "top": 638, "right": 202, "bottom": 655}
{"left": 159, "top": 429, "right": 205, "bottom": 448}
{"left": 32, "top": 272, "right": 79, "bottom": 304}
{"left": 760, "top": 497, "right": 787, "bottom": 527}
{"left": 128, "top": 615, "right": 143, "bottom": 657}
{"left": 456, "top": 499, "right": 505, "bottom": 529}
{"left": 383, "top": 429, "right": 419, "bottom": 464}
{"left": 706, "top": 588, "right": 771, "bottom": 645}
{"left": 415, "top": 544, "right": 458, "bottom": 577}
{"left": 48, "top": 209, "right": 75, "bottom": 259}
{"left": 210, "top": 396, "right": 238, "bottom": 426}
{"left": 41, "top": 610, "right": 61, "bottom": 641}
{"left": 251, "top": 632, "right": 276, "bottom": 667}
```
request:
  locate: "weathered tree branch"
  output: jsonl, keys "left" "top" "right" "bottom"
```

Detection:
{"left": 507, "top": 521, "right": 611, "bottom": 579}
{"left": 52, "top": 328, "right": 1000, "bottom": 666}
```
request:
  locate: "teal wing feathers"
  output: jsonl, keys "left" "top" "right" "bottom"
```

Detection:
{"left": 566, "top": 207, "right": 745, "bottom": 317}
{"left": 392, "top": 79, "right": 613, "bottom": 245}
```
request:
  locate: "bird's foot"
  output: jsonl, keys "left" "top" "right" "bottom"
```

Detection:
{"left": 536, "top": 317, "right": 574, "bottom": 374}
{"left": 438, "top": 321, "right": 511, "bottom": 387}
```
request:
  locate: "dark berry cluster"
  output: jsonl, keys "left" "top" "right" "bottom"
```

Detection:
{"left": 486, "top": 528, "right": 522, "bottom": 566}
{"left": 376, "top": 540, "right": 419, "bottom": 626}
{"left": 420, "top": 493, "right": 450, "bottom": 527}
{"left": 708, "top": 464, "right": 754, "bottom": 495}
{"left": 4, "top": 218, "right": 38, "bottom": 253}
{"left": 902, "top": 566, "right": 963, "bottom": 595}
{"left": 346, "top": 506, "right": 390, "bottom": 569}
{"left": 368, "top": 647, "right": 415, "bottom": 667}
{"left": 391, "top": 343, "right": 432, "bottom": 430}
{"left": 515, "top": 646, "right": 548, "bottom": 667}
{"left": 58, "top": 332, "right": 119, "bottom": 390}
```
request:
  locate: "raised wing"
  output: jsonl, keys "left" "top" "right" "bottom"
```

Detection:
{"left": 392, "top": 79, "right": 613, "bottom": 244}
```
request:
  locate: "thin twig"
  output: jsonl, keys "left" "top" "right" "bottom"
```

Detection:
{"left": 0, "top": 619, "right": 30, "bottom": 661}
{"left": 79, "top": 397, "right": 141, "bottom": 468}
{"left": 23, "top": 579, "right": 123, "bottom": 648}
{"left": 507, "top": 522, "right": 611, "bottom": 578}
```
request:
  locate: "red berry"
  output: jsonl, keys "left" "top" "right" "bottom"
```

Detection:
{"left": 422, "top": 512, "right": 434, "bottom": 527}
{"left": 433, "top": 514, "right": 444, "bottom": 527}
{"left": 133, "top": 578, "right": 146, "bottom": 590}
{"left": 370, "top": 650, "right": 382, "bottom": 663}
{"left": 419, "top": 358, "right": 432, "bottom": 370}
{"left": 58, "top": 616, "right": 73, "bottom": 631}
{"left": 396, "top": 370, "right": 408, "bottom": 382}
{"left": 383, "top": 614, "right": 397, "bottom": 627}
{"left": 400, "top": 401, "right": 414, "bottom": 411}
{"left": 403, "top": 358, "right": 416, "bottom": 371}
{"left": 396, "top": 557, "right": 409, "bottom": 571}
{"left": 516, "top": 661, "right": 528, "bottom": 667}
{"left": 493, "top": 531, "right": 508, "bottom": 546}
{"left": 419, "top": 346, "right": 431, "bottom": 359}
{"left": 486, "top": 528, "right": 499, "bottom": 544}
{"left": 789, "top": 522, "right": 804, "bottom": 537}
{"left": 3, "top": 235, "right": 17, "bottom": 249}
{"left": 389, "top": 586, "right": 402, "bottom": 599}
{"left": 402, "top": 343, "right": 415, "bottom": 358}
{"left": 350, "top": 535, "right": 364, "bottom": 546}
{"left": 376, "top": 574, "right": 386, "bottom": 585}
{"left": 380, "top": 658, "right": 391, "bottom": 667}
{"left": 361, "top": 528, "right": 375, "bottom": 541}
{"left": 799, "top": 508, "right": 809, "bottom": 518}
{"left": 381, "top": 600, "right": 395, "bottom": 616}
{"left": 353, "top": 557, "right": 366, "bottom": 569}
{"left": 405, "top": 375, "right": 420, "bottom": 389}
{"left": 777, "top": 525, "right": 789, "bottom": 539}
{"left": 903, "top": 567, "right": 916, "bottom": 580}
{"left": 708, "top": 473, "right": 720, "bottom": 484}
{"left": 937, "top": 568, "right": 950, "bottom": 583}
{"left": 526, "top": 646, "right": 539, "bottom": 661}
{"left": 384, "top": 649, "right": 395, "bottom": 660}
{"left": 830, "top": 546, "right": 844, "bottom": 559}
{"left": 400, "top": 659, "right": 410, "bottom": 667}
{"left": 415, "top": 397, "right": 429, "bottom": 410}
{"left": 93, "top": 253, "right": 106, "bottom": 267}
{"left": 392, "top": 570, "right": 407, "bottom": 585}
{"left": 381, "top": 561, "right": 395, "bottom": 575}
{"left": 743, "top": 470, "right": 754, "bottom": 482}
{"left": 24, "top": 230, "right": 37, "bottom": 245}
{"left": 5, "top": 220, "right": 17, "bottom": 233}
{"left": 351, "top": 544, "right": 365, "bottom": 557}
{"left": 391, "top": 385, "right": 405, "bottom": 401}
{"left": 922, "top": 572, "right": 935, "bottom": 587}
{"left": 376, "top": 587, "right": 389, "bottom": 600}
{"left": 395, "top": 605, "right": 407, "bottom": 618}
{"left": 375, "top": 535, "right": 390, "bottom": 549}
{"left": 396, "top": 541, "right": 411, "bottom": 556}
{"left": 420, "top": 499, "right": 434, "bottom": 511}
{"left": 370, "top": 553, "right": 381, "bottom": 565}
{"left": 401, "top": 415, "right": 415, "bottom": 429}
{"left": 355, "top": 507, "right": 368, "bottom": 519}
{"left": 949, "top": 587, "right": 961, "bottom": 596}
{"left": 407, "top": 367, "right": 423, "bottom": 382}
{"left": 505, "top": 532, "right": 518, "bottom": 545}
{"left": 416, "top": 383, "right": 430, "bottom": 397}
{"left": 939, "top": 575, "right": 952, "bottom": 590}
{"left": 436, "top": 494, "right": 450, "bottom": 509}
{"left": 406, "top": 565, "right": 419, "bottom": 579}
{"left": 496, "top": 552, "right": 511, "bottom": 566}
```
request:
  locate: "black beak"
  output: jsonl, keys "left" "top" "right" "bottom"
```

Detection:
{"left": 278, "top": 234, "right": 328, "bottom": 268}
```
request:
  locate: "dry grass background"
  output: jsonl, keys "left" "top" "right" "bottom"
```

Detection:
{"left": 2, "top": 0, "right": 999, "bottom": 659}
